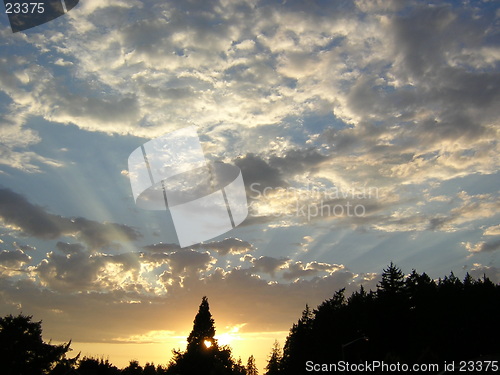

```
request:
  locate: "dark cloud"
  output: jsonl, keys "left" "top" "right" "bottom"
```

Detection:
{"left": 13, "top": 242, "right": 36, "bottom": 252}
{"left": 164, "top": 250, "right": 214, "bottom": 275}
{"left": 70, "top": 217, "right": 141, "bottom": 251}
{"left": 62, "top": 95, "right": 140, "bottom": 125}
{"left": 56, "top": 241, "right": 85, "bottom": 255}
{"left": 171, "top": 250, "right": 214, "bottom": 274}
{"left": 0, "top": 249, "right": 31, "bottom": 268}
{"left": 0, "top": 188, "right": 141, "bottom": 250}
{"left": 235, "top": 153, "right": 286, "bottom": 193}
{"left": 143, "top": 242, "right": 181, "bottom": 253}
{"left": 252, "top": 256, "right": 289, "bottom": 276}
{"left": 0, "top": 188, "right": 69, "bottom": 239}
{"left": 269, "top": 148, "right": 328, "bottom": 176}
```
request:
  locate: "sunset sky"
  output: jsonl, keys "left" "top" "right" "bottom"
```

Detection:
{"left": 0, "top": 0, "right": 499, "bottom": 371}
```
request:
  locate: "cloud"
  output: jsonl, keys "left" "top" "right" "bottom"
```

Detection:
{"left": 198, "top": 238, "right": 253, "bottom": 256}
{"left": 235, "top": 153, "right": 286, "bottom": 194}
{"left": 484, "top": 225, "right": 500, "bottom": 236}
{"left": 0, "top": 259, "right": 370, "bottom": 343}
{"left": 252, "top": 256, "right": 289, "bottom": 276}
{"left": 56, "top": 241, "right": 85, "bottom": 254}
{"left": 462, "top": 239, "right": 500, "bottom": 254}
{"left": 0, "top": 188, "right": 141, "bottom": 250}
{"left": 13, "top": 242, "right": 36, "bottom": 252}
{"left": 283, "top": 261, "right": 344, "bottom": 281}
{"left": 0, "top": 0, "right": 498, "bottom": 356}
{"left": 1, "top": 0, "right": 498, "bottom": 199}
{"left": 143, "top": 238, "right": 253, "bottom": 256}
{"left": 0, "top": 106, "right": 62, "bottom": 172}
{"left": 166, "top": 250, "right": 215, "bottom": 275}
{"left": 143, "top": 242, "right": 180, "bottom": 253}
{"left": 371, "top": 191, "right": 500, "bottom": 234}
{"left": 426, "top": 192, "right": 500, "bottom": 232}
{"left": 112, "top": 329, "right": 177, "bottom": 344}
{"left": 0, "top": 188, "right": 70, "bottom": 239}
{"left": 467, "top": 263, "right": 500, "bottom": 284}
{"left": 32, "top": 250, "right": 145, "bottom": 293}
{"left": 0, "top": 249, "right": 31, "bottom": 268}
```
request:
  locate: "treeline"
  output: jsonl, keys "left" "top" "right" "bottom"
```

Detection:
{"left": 264, "top": 263, "right": 500, "bottom": 374}
{"left": 2, "top": 264, "right": 499, "bottom": 374}
{"left": 0, "top": 297, "right": 258, "bottom": 375}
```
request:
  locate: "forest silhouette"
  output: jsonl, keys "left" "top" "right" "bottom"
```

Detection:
{"left": 1, "top": 263, "right": 499, "bottom": 374}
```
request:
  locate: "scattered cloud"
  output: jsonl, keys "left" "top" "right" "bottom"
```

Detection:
{"left": 0, "top": 188, "right": 141, "bottom": 250}
{"left": 143, "top": 238, "right": 253, "bottom": 256}
{"left": 0, "top": 0, "right": 498, "bottom": 361}
{"left": 468, "top": 263, "right": 500, "bottom": 284}
{"left": 0, "top": 249, "right": 31, "bottom": 268}
{"left": 283, "top": 261, "right": 344, "bottom": 281}
{"left": 484, "top": 225, "right": 500, "bottom": 236}
{"left": 462, "top": 239, "right": 500, "bottom": 254}
{"left": 252, "top": 256, "right": 289, "bottom": 277}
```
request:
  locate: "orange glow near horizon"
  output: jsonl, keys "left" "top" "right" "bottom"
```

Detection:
{"left": 61, "top": 330, "right": 287, "bottom": 373}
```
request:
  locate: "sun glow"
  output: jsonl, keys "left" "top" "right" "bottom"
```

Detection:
{"left": 215, "top": 324, "right": 246, "bottom": 346}
{"left": 204, "top": 340, "right": 212, "bottom": 348}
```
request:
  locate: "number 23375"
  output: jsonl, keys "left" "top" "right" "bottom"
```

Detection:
{"left": 5, "top": 3, "right": 45, "bottom": 14}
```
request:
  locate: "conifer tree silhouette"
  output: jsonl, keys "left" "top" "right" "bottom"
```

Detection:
{"left": 166, "top": 296, "right": 240, "bottom": 375}
{"left": 246, "top": 355, "right": 258, "bottom": 375}
{"left": 377, "top": 261, "right": 406, "bottom": 297}
{"left": 280, "top": 305, "right": 313, "bottom": 374}
{"left": 264, "top": 341, "right": 282, "bottom": 375}
{"left": 266, "top": 263, "right": 500, "bottom": 371}
{"left": 187, "top": 296, "right": 217, "bottom": 352}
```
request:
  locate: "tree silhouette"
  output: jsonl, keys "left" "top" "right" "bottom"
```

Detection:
{"left": 377, "top": 261, "right": 406, "bottom": 298}
{"left": 266, "top": 264, "right": 500, "bottom": 371}
{"left": 77, "top": 356, "right": 120, "bottom": 375}
{"left": 0, "top": 314, "right": 72, "bottom": 375}
{"left": 166, "top": 296, "right": 242, "bottom": 375}
{"left": 280, "top": 305, "right": 313, "bottom": 374}
{"left": 143, "top": 362, "right": 158, "bottom": 375}
{"left": 122, "top": 360, "right": 143, "bottom": 375}
{"left": 264, "top": 341, "right": 281, "bottom": 375}
{"left": 246, "top": 355, "right": 258, "bottom": 375}
{"left": 233, "top": 357, "right": 247, "bottom": 375}
{"left": 187, "top": 296, "right": 217, "bottom": 352}
{"left": 375, "top": 262, "right": 409, "bottom": 359}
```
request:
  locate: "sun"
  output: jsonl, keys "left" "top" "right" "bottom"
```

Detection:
{"left": 204, "top": 340, "right": 212, "bottom": 348}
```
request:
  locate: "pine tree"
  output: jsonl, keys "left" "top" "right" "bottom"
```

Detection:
{"left": 377, "top": 262, "right": 405, "bottom": 297}
{"left": 264, "top": 341, "right": 282, "bottom": 375}
{"left": 166, "top": 297, "right": 239, "bottom": 375}
{"left": 246, "top": 355, "right": 258, "bottom": 375}
{"left": 281, "top": 305, "right": 314, "bottom": 374}
{"left": 233, "top": 357, "right": 247, "bottom": 375}
{"left": 187, "top": 296, "right": 217, "bottom": 351}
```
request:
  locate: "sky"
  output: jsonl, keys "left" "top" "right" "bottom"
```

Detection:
{"left": 0, "top": 0, "right": 499, "bottom": 371}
